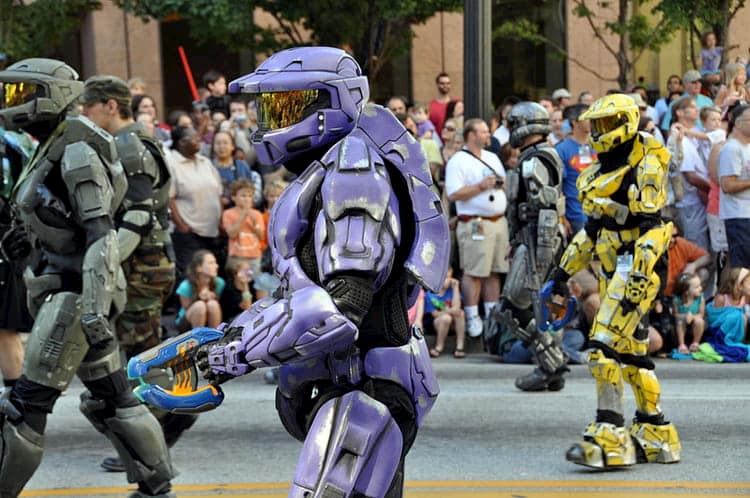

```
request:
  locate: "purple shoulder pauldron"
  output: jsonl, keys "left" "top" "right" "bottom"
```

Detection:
{"left": 352, "top": 104, "right": 450, "bottom": 293}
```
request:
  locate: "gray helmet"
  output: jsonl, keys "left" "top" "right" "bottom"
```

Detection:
{"left": 506, "top": 101, "right": 551, "bottom": 148}
{"left": 0, "top": 58, "right": 83, "bottom": 131}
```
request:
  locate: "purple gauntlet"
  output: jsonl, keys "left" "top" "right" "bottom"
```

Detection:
{"left": 207, "top": 286, "right": 358, "bottom": 376}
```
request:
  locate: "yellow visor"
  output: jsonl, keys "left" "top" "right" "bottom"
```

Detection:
{"left": 1, "top": 82, "right": 39, "bottom": 109}
{"left": 254, "top": 89, "right": 321, "bottom": 130}
{"left": 590, "top": 114, "right": 623, "bottom": 135}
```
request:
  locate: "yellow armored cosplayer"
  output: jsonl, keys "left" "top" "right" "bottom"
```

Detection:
{"left": 542, "top": 94, "right": 681, "bottom": 469}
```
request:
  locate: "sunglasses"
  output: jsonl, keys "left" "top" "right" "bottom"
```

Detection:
{"left": 443, "top": 125, "right": 456, "bottom": 131}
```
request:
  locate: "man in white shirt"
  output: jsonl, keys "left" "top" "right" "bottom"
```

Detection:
{"left": 719, "top": 104, "right": 750, "bottom": 267}
{"left": 669, "top": 96, "right": 711, "bottom": 251}
{"left": 445, "top": 118, "right": 508, "bottom": 338}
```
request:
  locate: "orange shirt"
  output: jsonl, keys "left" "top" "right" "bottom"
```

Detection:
{"left": 222, "top": 207, "right": 265, "bottom": 259}
{"left": 259, "top": 210, "right": 271, "bottom": 251}
{"left": 665, "top": 237, "right": 708, "bottom": 296}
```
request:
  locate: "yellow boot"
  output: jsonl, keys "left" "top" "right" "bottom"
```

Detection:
{"left": 566, "top": 421, "right": 636, "bottom": 469}
{"left": 630, "top": 421, "right": 681, "bottom": 463}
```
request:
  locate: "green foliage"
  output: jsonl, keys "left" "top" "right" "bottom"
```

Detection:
{"left": 494, "top": 19, "right": 547, "bottom": 46}
{"left": 656, "top": 0, "right": 745, "bottom": 30}
{"left": 116, "top": 0, "right": 463, "bottom": 78}
{"left": 0, "top": 0, "right": 101, "bottom": 61}
{"left": 114, "top": 0, "right": 278, "bottom": 53}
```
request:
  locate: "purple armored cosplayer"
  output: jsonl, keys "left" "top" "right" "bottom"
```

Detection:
{"left": 129, "top": 47, "right": 449, "bottom": 497}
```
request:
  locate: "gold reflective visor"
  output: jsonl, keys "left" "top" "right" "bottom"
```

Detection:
{"left": 255, "top": 89, "right": 320, "bottom": 130}
{"left": 1, "top": 82, "right": 38, "bottom": 109}
{"left": 590, "top": 114, "right": 623, "bottom": 135}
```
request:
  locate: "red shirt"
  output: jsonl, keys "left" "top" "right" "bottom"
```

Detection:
{"left": 665, "top": 237, "right": 708, "bottom": 296}
{"left": 429, "top": 99, "right": 452, "bottom": 135}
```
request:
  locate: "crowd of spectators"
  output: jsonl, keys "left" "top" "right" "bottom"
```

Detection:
{"left": 127, "top": 44, "right": 750, "bottom": 363}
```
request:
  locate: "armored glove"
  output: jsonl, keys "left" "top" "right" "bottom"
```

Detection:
{"left": 0, "top": 224, "right": 31, "bottom": 260}
{"left": 540, "top": 267, "right": 576, "bottom": 329}
{"left": 196, "top": 325, "right": 255, "bottom": 382}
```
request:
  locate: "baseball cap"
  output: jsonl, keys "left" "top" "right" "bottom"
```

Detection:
{"left": 683, "top": 70, "right": 702, "bottom": 84}
{"left": 628, "top": 93, "right": 647, "bottom": 109}
{"left": 82, "top": 75, "right": 131, "bottom": 107}
{"left": 552, "top": 88, "right": 572, "bottom": 101}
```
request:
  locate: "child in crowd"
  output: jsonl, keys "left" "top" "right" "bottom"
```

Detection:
{"left": 203, "top": 69, "right": 229, "bottom": 117}
{"left": 222, "top": 178, "right": 265, "bottom": 276}
{"left": 220, "top": 257, "right": 256, "bottom": 322}
{"left": 412, "top": 103, "right": 436, "bottom": 140}
{"left": 705, "top": 267, "right": 750, "bottom": 359}
{"left": 712, "top": 267, "right": 750, "bottom": 309}
{"left": 699, "top": 31, "right": 733, "bottom": 87}
{"left": 672, "top": 272, "right": 706, "bottom": 354}
{"left": 701, "top": 106, "right": 729, "bottom": 282}
{"left": 175, "top": 250, "right": 225, "bottom": 332}
{"left": 426, "top": 267, "right": 466, "bottom": 359}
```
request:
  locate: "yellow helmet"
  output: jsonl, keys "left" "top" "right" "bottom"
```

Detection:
{"left": 579, "top": 94, "right": 640, "bottom": 154}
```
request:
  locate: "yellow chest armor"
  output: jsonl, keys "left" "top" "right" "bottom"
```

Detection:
{"left": 577, "top": 163, "right": 632, "bottom": 224}
{"left": 576, "top": 134, "right": 669, "bottom": 225}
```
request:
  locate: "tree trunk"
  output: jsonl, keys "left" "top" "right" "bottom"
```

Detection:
{"left": 719, "top": 0, "right": 730, "bottom": 67}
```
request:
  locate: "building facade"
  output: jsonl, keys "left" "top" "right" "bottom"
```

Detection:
{"left": 75, "top": 1, "right": 750, "bottom": 119}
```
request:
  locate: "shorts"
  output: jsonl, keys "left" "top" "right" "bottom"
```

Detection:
{"left": 706, "top": 213, "right": 728, "bottom": 252}
{"left": 456, "top": 216, "right": 509, "bottom": 277}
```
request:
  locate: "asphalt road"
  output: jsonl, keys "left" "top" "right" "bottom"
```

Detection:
{"left": 19, "top": 353, "right": 750, "bottom": 497}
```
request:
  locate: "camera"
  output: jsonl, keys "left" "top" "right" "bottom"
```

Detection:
{"left": 494, "top": 177, "right": 504, "bottom": 189}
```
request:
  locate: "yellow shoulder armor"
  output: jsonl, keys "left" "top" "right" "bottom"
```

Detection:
{"left": 627, "top": 134, "right": 669, "bottom": 214}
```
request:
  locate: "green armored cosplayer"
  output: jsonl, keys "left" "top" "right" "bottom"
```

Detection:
{"left": 0, "top": 58, "right": 175, "bottom": 498}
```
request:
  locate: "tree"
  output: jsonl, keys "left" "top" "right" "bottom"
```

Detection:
{"left": 656, "top": 0, "right": 746, "bottom": 68}
{"left": 116, "top": 0, "right": 462, "bottom": 81}
{"left": 0, "top": 0, "right": 101, "bottom": 62}
{"left": 495, "top": 0, "right": 680, "bottom": 89}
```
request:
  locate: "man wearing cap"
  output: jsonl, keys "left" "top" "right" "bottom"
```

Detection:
{"left": 81, "top": 76, "right": 195, "bottom": 473}
{"left": 552, "top": 88, "right": 572, "bottom": 110}
{"left": 661, "top": 70, "right": 713, "bottom": 131}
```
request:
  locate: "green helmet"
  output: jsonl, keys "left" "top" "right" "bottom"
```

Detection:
{"left": 0, "top": 58, "right": 83, "bottom": 131}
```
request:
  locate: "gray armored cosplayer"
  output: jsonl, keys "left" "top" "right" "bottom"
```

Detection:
{"left": 0, "top": 59, "right": 174, "bottom": 498}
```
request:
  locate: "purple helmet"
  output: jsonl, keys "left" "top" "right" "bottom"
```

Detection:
{"left": 229, "top": 47, "right": 369, "bottom": 170}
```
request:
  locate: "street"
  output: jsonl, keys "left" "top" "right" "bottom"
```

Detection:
{"left": 21, "top": 354, "right": 750, "bottom": 497}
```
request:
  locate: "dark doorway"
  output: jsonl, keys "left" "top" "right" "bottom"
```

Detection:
{"left": 159, "top": 19, "right": 243, "bottom": 116}
{"left": 492, "top": 0, "right": 567, "bottom": 105}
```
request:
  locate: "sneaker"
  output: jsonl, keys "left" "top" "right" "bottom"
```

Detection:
{"left": 101, "top": 456, "right": 125, "bottom": 472}
{"left": 466, "top": 315, "right": 483, "bottom": 338}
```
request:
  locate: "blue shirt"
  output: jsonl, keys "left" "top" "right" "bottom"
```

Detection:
{"left": 175, "top": 277, "right": 226, "bottom": 322}
{"left": 425, "top": 287, "right": 454, "bottom": 313}
{"left": 555, "top": 137, "right": 595, "bottom": 226}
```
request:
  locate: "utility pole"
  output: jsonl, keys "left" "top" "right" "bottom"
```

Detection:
{"left": 463, "top": 0, "right": 492, "bottom": 121}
